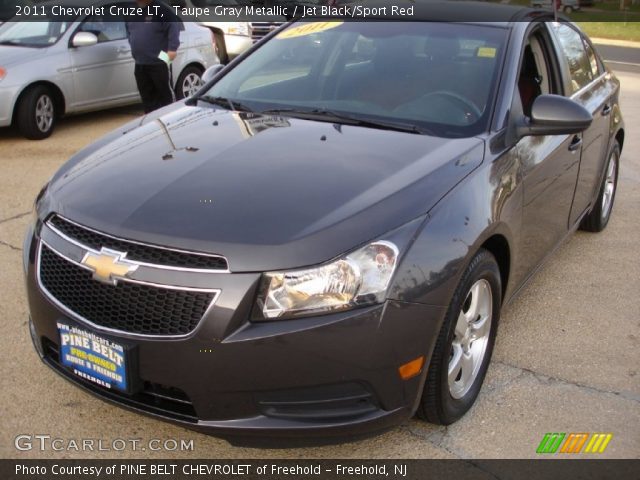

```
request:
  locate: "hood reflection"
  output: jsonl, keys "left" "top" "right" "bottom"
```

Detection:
{"left": 232, "top": 112, "right": 291, "bottom": 138}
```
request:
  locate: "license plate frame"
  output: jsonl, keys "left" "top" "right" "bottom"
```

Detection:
{"left": 57, "top": 322, "right": 135, "bottom": 393}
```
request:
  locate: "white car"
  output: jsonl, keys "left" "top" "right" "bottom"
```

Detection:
{"left": 0, "top": 1, "right": 219, "bottom": 139}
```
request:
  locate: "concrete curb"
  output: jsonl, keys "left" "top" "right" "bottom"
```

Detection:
{"left": 591, "top": 37, "right": 640, "bottom": 49}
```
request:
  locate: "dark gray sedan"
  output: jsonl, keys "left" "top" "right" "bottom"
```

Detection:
{"left": 24, "top": 6, "right": 624, "bottom": 445}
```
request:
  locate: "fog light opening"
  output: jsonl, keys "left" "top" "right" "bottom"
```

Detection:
{"left": 398, "top": 356, "right": 425, "bottom": 380}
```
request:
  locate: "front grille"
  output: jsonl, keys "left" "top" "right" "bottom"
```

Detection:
{"left": 39, "top": 244, "right": 215, "bottom": 336}
{"left": 42, "top": 339, "right": 198, "bottom": 422}
{"left": 48, "top": 215, "right": 227, "bottom": 271}
{"left": 251, "top": 22, "right": 283, "bottom": 42}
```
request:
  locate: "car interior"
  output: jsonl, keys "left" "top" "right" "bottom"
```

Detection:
{"left": 518, "top": 34, "right": 552, "bottom": 118}
{"left": 231, "top": 26, "right": 506, "bottom": 134}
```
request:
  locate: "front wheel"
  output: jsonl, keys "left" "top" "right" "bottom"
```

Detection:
{"left": 15, "top": 85, "right": 57, "bottom": 140}
{"left": 175, "top": 66, "right": 204, "bottom": 100}
{"left": 417, "top": 249, "right": 501, "bottom": 425}
{"left": 580, "top": 141, "right": 620, "bottom": 232}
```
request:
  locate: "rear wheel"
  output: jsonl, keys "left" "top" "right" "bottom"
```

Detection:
{"left": 417, "top": 249, "right": 501, "bottom": 425}
{"left": 15, "top": 85, "right": 57, "bottom": 140}
{"left": 175, "top": 65, "right": 204, "bottom": 100}
{"left": 580, "top": 141, "right": 620, "bottom": 232}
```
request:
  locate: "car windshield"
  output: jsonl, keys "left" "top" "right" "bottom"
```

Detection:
{"left": 0, "top": 13, "right": 76, "bottom": 47}
{"left": 202, "top": 22, "right": 507, "bottom": 137}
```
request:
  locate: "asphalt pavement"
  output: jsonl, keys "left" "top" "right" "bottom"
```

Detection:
{"left": 594, "top": 42, "right": 640, "bottom": 73}
{"left": 0, "top": 70, "right": 638, "bottom": 459}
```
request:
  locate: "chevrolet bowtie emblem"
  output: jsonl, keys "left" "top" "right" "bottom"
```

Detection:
{"left": 81, "top": 248, "right": 138, "bottom": 286}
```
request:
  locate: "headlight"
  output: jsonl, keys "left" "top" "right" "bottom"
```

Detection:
{"left": 253, "top": 241, "right": 399, "bottom": 320}
{"left": 221, "top": 23, "right": 250, "bottom": 36}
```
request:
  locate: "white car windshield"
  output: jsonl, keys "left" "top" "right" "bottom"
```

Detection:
{"left": 0, "top": 18, "right": 75, "bottom": 47}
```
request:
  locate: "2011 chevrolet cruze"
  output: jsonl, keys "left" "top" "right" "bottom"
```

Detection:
{"left": 25, "top": 5, "right": 624, "bottom": 444}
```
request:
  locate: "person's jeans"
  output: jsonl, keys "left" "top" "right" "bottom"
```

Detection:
{"left": 134, "top": 63, "right": 175, "bottom": 113}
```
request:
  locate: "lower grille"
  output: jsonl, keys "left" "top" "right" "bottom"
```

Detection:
{"left": 42, "top": 339, "right": 198, "bottom": 422}
{"left": 257, "top": 383, "right": 378, "bottom": 421}
{"left": 38, "top": 244, "right": 215, "bottom": 336}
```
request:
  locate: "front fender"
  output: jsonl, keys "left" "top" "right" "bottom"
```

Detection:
{"left": 388, "top": 150, "right": 522, "bottom": 307}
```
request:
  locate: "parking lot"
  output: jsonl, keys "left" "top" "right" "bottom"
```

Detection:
{"left": 1, "top": 69, "right": 639, "bottom": 459}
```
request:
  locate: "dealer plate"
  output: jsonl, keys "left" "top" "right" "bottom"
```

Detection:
{"left": 58, "top": 322, "right": 127, "bottom": 391}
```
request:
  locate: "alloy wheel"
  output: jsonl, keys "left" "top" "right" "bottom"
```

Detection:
{"left": 35, "top": 94, "right": 54, "bottom": 133}
{"left": 448, "top": 279, "right": 493, "bottom": 399}
{"left": 182, "top": 73, "right": 202, "bottom": 98}
{"left": 601, "top": 151, "right": 618, "bottom": 222}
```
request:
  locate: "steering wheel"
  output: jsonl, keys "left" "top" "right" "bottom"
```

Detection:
{"left": 416, "top": 91, "right": 482, "bottom": 124}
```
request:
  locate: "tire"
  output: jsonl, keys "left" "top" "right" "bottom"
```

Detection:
{"left": 175, "top": 65, "right": 204, "bottom": 100}
{"left": 580, "top": 141, "right": 620, "bottom": 232}
{"left": 417, "top": 249, "right": 501, "bottom": 425}
{"left": 563, "top": 6, "right": 573, "bottom": 14}
{"left": 15, "top": 85, "right": 57, "bottom": 140}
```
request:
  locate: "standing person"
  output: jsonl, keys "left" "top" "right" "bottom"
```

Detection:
{"left": 126, "top": 0, "right": 181, "bottom": 113}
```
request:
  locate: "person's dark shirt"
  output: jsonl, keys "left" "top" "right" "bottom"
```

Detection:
{"left": 126, "top": 1, "right": 181, "bottom": 65}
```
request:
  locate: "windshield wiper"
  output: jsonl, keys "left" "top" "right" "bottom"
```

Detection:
{"left": 259, "top": 108, "right": 430, "bottom": 135}
{"left": 187, "top": 95, "right": 253, "bottom": 112}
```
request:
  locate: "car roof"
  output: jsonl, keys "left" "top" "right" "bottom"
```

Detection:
{"left": 335, "top": 0, "right": 556, "bottom": 24}
{"left": 38, "top": 0, "right": 558, "bottom": 25}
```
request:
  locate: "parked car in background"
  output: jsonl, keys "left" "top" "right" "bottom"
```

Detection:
{"left": 168, "top": 1, "right": 279, "bottom": 62}
{"left": 531, "top": 0, "right": 581, "bottom": 14}
{"left": 24, "top": 6, "right": 623, "bottom": 443}
{"left": 172, "top": 0, "right": 325, "bottom": 63}
{"left": 0, "top": 0, "right": 218, "bottom": 139}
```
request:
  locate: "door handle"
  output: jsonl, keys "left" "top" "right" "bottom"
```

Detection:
{"left": 568, "top": 135, "right": 582, "bottom": 152}
{"left": 602, "top": 104, "right": 612, "bottom": 116}
{"left": 117, "top": 46, "right": 131, "bottom": 54}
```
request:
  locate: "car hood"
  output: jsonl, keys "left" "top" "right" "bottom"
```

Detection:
{"left": 0, "top": 45, "right": 47, "bottom": 67}
{"left": 44, "top": 105, "right": 484, "bottom": 272}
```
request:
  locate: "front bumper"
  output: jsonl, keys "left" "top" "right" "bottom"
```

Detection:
{"left": 24, "top": 226, "right": 445, "bottom": 444}
{"left": 0, "top": 83, "right": 21, "bottom": 127}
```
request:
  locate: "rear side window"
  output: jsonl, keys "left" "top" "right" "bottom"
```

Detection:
{"left": 583, "top": 40, "right": 602, "bottom": 78}
{"left": 551, "top": 23, "right": 593, "bottom": 94}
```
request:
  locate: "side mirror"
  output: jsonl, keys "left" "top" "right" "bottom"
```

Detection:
{"left": 517, "top": 94, "right": 592, "bottom": 137}
{"left": 201, "top": 64, "right": 225, "bottom": 84}
{"left": 71, "top": 31, "right": 98, "bottom": 48}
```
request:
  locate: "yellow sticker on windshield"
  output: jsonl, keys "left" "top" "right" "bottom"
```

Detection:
{"left": 277, "top": 21, "right": 343, "bottom": 39}
{"left": 477, "top": 47, "right": 497, "bottom": 58}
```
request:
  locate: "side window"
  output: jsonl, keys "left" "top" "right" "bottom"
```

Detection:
{"left": 518, "top": 33, "right": 555, "bottom": 117}
{"left": 80, "top": 17, "right": 127, "bottom": 43}
{"left": 583, "top": 40, "right": 602, "bottom": 78}
{"left": 551, "top": 23, "right": 593, "bottom": 94}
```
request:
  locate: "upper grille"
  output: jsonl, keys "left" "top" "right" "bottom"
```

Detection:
{"left": 251, "top": 22, "right": 283, "bottom": 42}
{"left": 39, "top": 244, "right": 216, "bottom": 336}
{"left": 48, "top": 215, "right": 227, "bottom": 271}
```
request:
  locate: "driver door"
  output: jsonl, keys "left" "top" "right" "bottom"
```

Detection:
{"left": 513, "top": 28, "right": 582, "bottom": 284}
{"left": 69, "top": 13, "right": 137, "bottom": 109}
